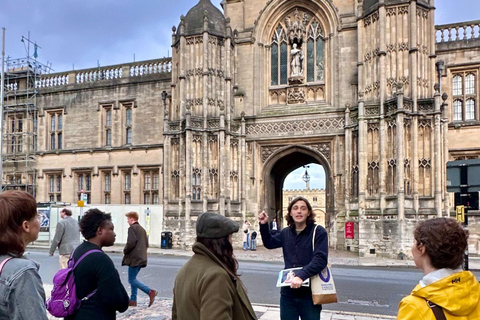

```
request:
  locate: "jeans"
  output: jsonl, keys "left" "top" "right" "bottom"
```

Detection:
{"left": 128, "top": 266, "right": 151, "bottom": 301}
{"left": 280, "top": 295, "right": 322, "bottom": 320}
{"left": 243, "top": 233, "right": 250, "bottom": 250}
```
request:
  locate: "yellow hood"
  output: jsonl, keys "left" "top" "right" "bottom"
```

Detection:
{"left": 411, "top": 271, "right": 480, "bottom": 317}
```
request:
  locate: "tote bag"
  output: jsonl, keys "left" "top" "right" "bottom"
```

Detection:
{"left": 310, "top": 225, "right": 338, "bottom": 305}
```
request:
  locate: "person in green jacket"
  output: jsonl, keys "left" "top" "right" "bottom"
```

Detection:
{"left": 397, "top": 218, "right": 480, "bottom": 320}
{"left": 172, "top": 212, "right": 257, "bottom": 320}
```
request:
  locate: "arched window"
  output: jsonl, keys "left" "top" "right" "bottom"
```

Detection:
{"left": 466, "top": 74, "right": 475, "bottom": 95}
{"left": 453, "top": 75, "right": 462, "bottom": 96}
{"left": 271, "top": 26, "right": 288, "bottom": 85}
{"left": 466, "top": 99, "right": 475, "bottom": 120}
{"left": 453, "top": 100, "right": 463, "bottom": 121}
{"left": 306, "top": 20, "right": 325, "bottom": 83}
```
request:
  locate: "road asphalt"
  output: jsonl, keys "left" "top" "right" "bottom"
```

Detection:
{"left": 35, "top": 243, "right": 478, "bottom": 320}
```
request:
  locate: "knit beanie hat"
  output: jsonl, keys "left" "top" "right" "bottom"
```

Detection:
{"left": 196, "top": 212, "right": 239, "bottom": 238}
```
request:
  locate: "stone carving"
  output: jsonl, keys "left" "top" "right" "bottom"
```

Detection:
{"left": 398, "top": 6, "right": 409, "bottom": 15}
{"left": 290, "top": 43, "right": 304, "bottom": 77}
{"left": 208, "top": 135, "right": 218, "bottom": 143}
{"left": 308, "top": 143, "right": 331, "bottom": 160}
{"left": 365, "top": 106, "right": 379, "bottom": 116}
{"left": 284, "top": 9, "right": 309, "bottom": 44}
{"left": 192, "top": 135, "right": 202, "bottom": 143}
{"left": 386, "top": 7, "right": 397, "bottom": 16}
{"left": 261, "top": 146, "right": 282, "bottom": 162}
{"left": 287, "top": 87, "right": 305, "bottom": 104}
{"left": 418, "top": 158, "right": 431, "bottom": 168}
{"left": 207, "top": 119, "right": 219, "bottom": 129}
{"left": 418, "top": 101, "right": 434, "bottom": 112}
{"left": 191, "top": 118, "right": 202, "bottom": 129}
{"left": 246, "top": 118, "right": 345, "bottom": 135}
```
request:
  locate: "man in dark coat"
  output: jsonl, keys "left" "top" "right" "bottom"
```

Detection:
{"left": 122, "top": 211, "right": 157, "bottom": 307}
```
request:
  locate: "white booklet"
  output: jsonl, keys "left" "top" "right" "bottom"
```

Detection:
{"left": 276, "top": 267, "right": 310, "bottom": 287}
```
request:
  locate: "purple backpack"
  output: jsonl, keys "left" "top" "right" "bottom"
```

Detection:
{"left": 46, "top": 249, "right": 102, "bottom": 317}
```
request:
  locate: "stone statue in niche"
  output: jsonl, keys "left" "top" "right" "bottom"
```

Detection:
{"left": 290, "top": 43, "right": 303, "bottom": 77}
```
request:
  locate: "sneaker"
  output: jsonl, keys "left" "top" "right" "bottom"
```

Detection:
{"left": 128, "top": 300, "right": 137, "bottom": 307}
{"left": 148, "top": 290, "right": 158, "bottom": 307}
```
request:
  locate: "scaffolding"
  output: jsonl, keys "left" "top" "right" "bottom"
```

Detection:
{"left": 2, "top": 36, "right": 52, "bottom": 196}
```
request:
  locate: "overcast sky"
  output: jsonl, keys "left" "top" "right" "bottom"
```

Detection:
{"left": 1, "top": 0, "right": 478, "bottom": 190}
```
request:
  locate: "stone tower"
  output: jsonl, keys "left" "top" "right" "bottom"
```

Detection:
{"left": 164, "top": 0, "right": 243, "bottom": 246}
{"left": 344, "top": 0, "right": 448, "bottom": 255}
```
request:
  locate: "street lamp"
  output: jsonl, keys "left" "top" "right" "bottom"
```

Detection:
{"left": 302, "top": 165, "right": 310, "bottom": 190}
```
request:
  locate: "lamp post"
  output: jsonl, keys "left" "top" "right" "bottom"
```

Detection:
{"left": 302, "top": 165, "right": 310, "bottom": 190}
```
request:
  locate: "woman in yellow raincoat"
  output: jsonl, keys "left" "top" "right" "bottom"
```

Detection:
{"left": 397, "top": 218, "right": 480, "bottom": 320}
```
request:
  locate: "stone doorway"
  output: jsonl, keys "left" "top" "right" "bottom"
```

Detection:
{"left": 261, "top": 145, "right": 333, "bottom": 229}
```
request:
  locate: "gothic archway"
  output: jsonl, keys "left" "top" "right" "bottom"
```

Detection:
{"left": 261, "top": 145, "right": 333, "bottom": 228}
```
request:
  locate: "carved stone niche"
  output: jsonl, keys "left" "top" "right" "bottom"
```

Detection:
{"left": 288, "top": 76, "right": 304, "bottom": 85}
{"left": 287, "top": 87, "right": 306, "bottom": 104}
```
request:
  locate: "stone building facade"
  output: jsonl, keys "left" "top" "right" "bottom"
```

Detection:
{"left": 3, "top": 0, "right": 480, "bottom": 255}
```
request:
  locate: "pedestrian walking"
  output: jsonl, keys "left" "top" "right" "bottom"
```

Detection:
{"left": 243, "top": 220, "right": 251, "bottom": 250}
{"left": 122, "top": 211, "right": 157, "bottom": 307}
{"left": 258, "top": 196, "right": 328, "bottom": 320}
{"left": 172, "top": 212, "right": 257, "bottom": 320}
{"left": 0, "top": 190, "right": 49, "bottom": 320}
{"left": 397, "top": 217, "right": 480, "bottom": 320}
{"left": 49, "top": 207, "right": 80, "bottom": 269}
{"left": 65, "top": 209, "right": 129, "bottom": 320}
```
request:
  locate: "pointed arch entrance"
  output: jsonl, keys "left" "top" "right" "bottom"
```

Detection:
{"left": 262, "top": 145, "right": 333, "bottom": 228}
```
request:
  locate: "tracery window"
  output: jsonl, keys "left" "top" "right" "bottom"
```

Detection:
{"left": 271, "top": 26, "right": 288, "bottom": 86}
{"left": 306, "top": 21, "right": 325, "bottom": 82}
{"left": 452, "top": 72, "right": 477, "bottom": 121}
{"left": 270, "top": 12, "right": 326, "bottom": 86}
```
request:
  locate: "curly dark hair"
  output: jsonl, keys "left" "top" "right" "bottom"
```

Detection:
{"left": 0, "top": 191, "right": 37, "bottom": 256}
{"left": 285, "top": 196, "right": 315, "bottom": 227}
{"left": 414, "top": 218, "right": 468, "bottom": 270}
{"left": 79, "top": 208, "right": 112, "bottom": 240}
{"left": 197, "top": 236, "right": 239, "bottom": 277}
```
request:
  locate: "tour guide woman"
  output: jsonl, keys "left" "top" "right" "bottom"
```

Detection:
{"left": 172, "top": 212, "right": 256, "bottom": 320}
{"left": 397, "top": 218, "right": 480, "bottom": 320}
{"left": 259, "top": 196, "right": 328, "bottom": 320}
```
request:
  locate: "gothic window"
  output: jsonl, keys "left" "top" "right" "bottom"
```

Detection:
{"left": 8, "top": 115, "right": 23, "bottom": 153}
{"left": 121, "top": 101, "right": 134, "bottom": 145}
{"left": 351, "top": 132, "right": 359, "bottom": 198}
{"left": 386, "top": 119, "right": 397, "bottom": 195}
{"left": 76, "top": 172, "right": 91, "bottom": 204}
{"left": 171, "top": 137, "right": 180, "bottom": 199}
{"left": 105, "top": 108, "right": 112, "bottom": 146}
{"left": 49, "top": 111, "right": 63, "bottom": 150}
{"left": 124, "top": 171, "right": 131, "bottom": 204}
{"left": 143, "top": 169, "right": 159, "bottom": 204}
{"left": 367, "top": 123, "right": 379, "bottom": 196}
{"left": 33, "top": 116, "right": 38, "bottom": 151}
{"left": 271, "top": 26, "right": 288, "bottom": 85}
{"left": 452, "top": 72, "right": 477, "bottom": 121}
{"left": 192, "top": 167, "right": 201, "bottom": 200}
{"left": 306, "top": 20, "right": 325, "bottom": 82}
{"left": 102, "top": 171, "right": 111, "bottom": 204}
{"left": 418, "top": 120, "right": 432, "bottom": 196}
{"left": 230, "top": 139, "right": 239, "bottom": 201}
{"left": 48, "top": 173, "right": 62, "bottom": 202}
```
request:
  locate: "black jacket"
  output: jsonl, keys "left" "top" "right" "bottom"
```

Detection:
{"left": 122, "top": 222, "right": 148, "bottom": 268}
{"left": 65, "top": 241, "right": 129, "bottom": 320}
{"left": 260, "top": 222, "right": 328, "bottom": 299}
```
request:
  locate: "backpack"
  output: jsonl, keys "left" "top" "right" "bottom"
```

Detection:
{"left": 46, "top": 249, "right": 102, "bottom": 317}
